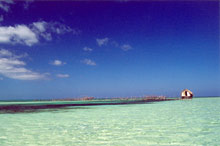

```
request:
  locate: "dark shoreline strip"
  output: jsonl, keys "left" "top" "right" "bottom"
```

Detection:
{"left": 0, "top": 99, "right": 176, "bottom": 114}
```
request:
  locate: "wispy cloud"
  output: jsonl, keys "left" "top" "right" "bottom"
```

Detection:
{"left": 0, "top": 15, "right": 3, "bottom": 22}
{"left": 0, "top": 49, "right": 13, "bottom": 57}
{"left": 56, "top": 74, "right": 69, "bottom": 78}
{"left": 83, "top": 46, "right": 93, "bottom": 52}
{"left": 0, "top": 21, "right": 78, "bottom": 46}
{"left": 32, "top": 21, "right": 80, "bottom": 41}
{"left": 116, "top": 0, "right": 130, "bottom": 2}
{"left": 96, "top": 37, "right": 133, "bottom": 51}
{"left": 96, "top": 37, "right": 109, "bottom": 46}
{"left": 23, "top": 0, "right": 34, "bottom": 10}
{"left": 0, "top": 0, "right": 14, "bottom": 12}
{"left": 33, "top": 21, "right": 78, "bottom": 34}
{"left": 32, "top": 21, "right": 52, "bottom": 41}
{"left": 0, "top": 3, "right": 9, "bottom": 12}
{"left": 0, "top": 49, "right": 47, "bottom": 80}
{"left": 121, "top": 44, "right": 132, "bottom": 51}
{"left": 111, "top": 41, "right": 119, "bottom": 48}
{"left": 0, "top": 49, "right": 28, "bottom": 59}
{"left": 50, "top": 21, "right": 79, "bottom": 34}
{"left": 50, "top": 60, "right": 66, "bottom": 66}
{"left": 33, "top": 21, "right": 47, "bottom": 33}
{"left": 81, "top": 58, "right": 96, "bottom": 66}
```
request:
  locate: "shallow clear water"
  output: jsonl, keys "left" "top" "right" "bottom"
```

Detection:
{"left": 0, "top": 97, "right": 219, "bottom": 146}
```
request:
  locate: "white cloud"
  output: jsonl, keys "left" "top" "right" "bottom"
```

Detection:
{"left": 82, "top": 59, "right": 96, "bottom": 66}
{"left": 50, "top": 60, "right": 66, "bottom": 66}
{"left": 0, "top": 0, "right": 14, "bottom": 12}
{"left": 121, "top": 44, "right": 132, "bottom": 51}
{"left": 56, "top": 74, "right": 69, "bottom": 78}
{"left": 0, "top": 21, "right": 77, "bottom": 46}
{"left": 0, "top": 49, "right": 47, "bottom": 80}
{"left": 0, "top": 25, "right": 38, "bottom": 46}
{"left": 96, "top": 38, "right": 109, "bottom": 46}
{"left": 83, "top": 47, "right": 93, "bottom": 52}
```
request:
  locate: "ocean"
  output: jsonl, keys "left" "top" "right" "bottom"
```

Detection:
{"left": 0, "top": 97, "right": 219, "bottom": 145}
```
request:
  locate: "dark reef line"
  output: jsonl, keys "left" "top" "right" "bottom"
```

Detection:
{"left": 0, "top": 97, "right": 177, "bottom": 114}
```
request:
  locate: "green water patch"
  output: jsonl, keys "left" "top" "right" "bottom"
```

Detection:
{"left": 0, "top": 98, "right": 219, "bottom": 145}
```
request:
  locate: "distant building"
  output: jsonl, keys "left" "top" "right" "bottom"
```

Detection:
{"left": 181, "top": 89, "right": 193, "bottom": 99}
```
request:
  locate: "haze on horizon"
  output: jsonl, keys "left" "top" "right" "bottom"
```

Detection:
{"left": 0, "top": 1, "right": 219, "bottom": 100}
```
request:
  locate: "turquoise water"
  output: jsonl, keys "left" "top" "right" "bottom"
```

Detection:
{"left": 0, "top": 97, "right": 219, "bottom": 145}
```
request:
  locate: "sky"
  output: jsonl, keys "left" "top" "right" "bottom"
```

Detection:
{"left": 0, "top": 0, "right": 219, "bottom": 100}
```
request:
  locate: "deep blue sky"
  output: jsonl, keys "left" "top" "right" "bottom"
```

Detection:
{"left": 0, "top": 1, "right": 219, "bottom": 100}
